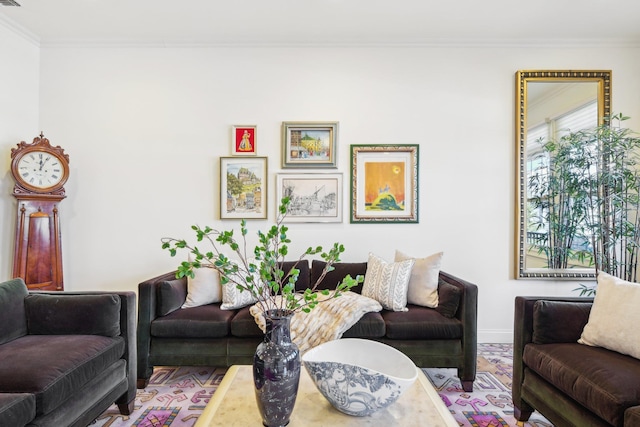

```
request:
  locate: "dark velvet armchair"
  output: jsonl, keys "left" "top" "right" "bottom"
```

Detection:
{"left": 0, "top": 278, "right": 136, "bottom": 427}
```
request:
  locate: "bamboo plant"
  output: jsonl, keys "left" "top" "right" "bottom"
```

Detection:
{"left": 528, "top": 113, "right": 640, "bottom": 293}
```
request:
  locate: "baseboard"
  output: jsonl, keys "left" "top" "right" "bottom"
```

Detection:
{"left": 478, "top": 329, "right": 513, "bottom": 344}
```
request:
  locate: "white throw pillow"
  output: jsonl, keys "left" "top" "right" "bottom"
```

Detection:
{"left": 362, "top": 253, "right": 414, "bottom": 312}
{"left": 182, "top": 267, "right": 222, "bottom": 309}
{"left": 394, "top": 250, "right": 443, "bottom": 308}
{"left": 578, "top": 271, "right": 640, "bottom": 360}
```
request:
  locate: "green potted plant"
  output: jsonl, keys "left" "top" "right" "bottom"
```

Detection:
{"left": 528, "top": 113, "right": 640, "bottom": 293}
{"left": 161, "top": 196, "right": 362, "bottom": 427}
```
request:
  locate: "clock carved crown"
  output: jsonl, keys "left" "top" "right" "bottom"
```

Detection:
{"left": 11, "top": 133, "right": 70, "bottom": 197}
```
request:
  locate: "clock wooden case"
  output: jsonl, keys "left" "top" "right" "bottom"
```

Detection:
{"left": 10, "top": 133, "right": 70, "bottom": 291}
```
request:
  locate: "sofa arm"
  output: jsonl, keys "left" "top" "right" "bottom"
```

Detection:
{"left": 438, "top": 271, "right": 478, "bottom": 390}
{"left": 136, "top": 271, "right": 186, "bottom": 387}
{"left": 512, "top": 296, "right": 593, "bottom": 417}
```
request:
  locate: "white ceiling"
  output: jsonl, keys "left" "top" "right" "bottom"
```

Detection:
{"left": 1, "top": 0, "right": 640, "bottom": 47}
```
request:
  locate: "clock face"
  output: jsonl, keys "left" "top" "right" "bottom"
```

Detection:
{"left": 16, "top": 150, "right": 68, "bottom": 191}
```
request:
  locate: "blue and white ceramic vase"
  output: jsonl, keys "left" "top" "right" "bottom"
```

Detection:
{"left": 253, "top": 309, "right": 301, "bottom": 427}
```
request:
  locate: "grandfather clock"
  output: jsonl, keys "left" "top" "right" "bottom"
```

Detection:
{"left": 10, "top": 133, "right": 70, "bottom": 291}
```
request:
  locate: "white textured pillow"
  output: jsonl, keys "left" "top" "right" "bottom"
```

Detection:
{"left": 362, "top": 253, "right": 414, "bottom": 312}
{"left": 220, "top": 280, "right": 261, "bottom": 310}
{"left": 578, "top": 272, "right": 640, "bottom": 360}
{"left": 394, "top": 250, "right": 443, "bottom": 308}
{"left": 182, "top": 267, "right": 223, "bottom": 309}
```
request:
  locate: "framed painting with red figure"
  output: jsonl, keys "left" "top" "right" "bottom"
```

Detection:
{"left": 350, "top": 144, "right": 419, "bottom": 223}
{"left": 231, "top": 125, "right": 257, "bottom": 156}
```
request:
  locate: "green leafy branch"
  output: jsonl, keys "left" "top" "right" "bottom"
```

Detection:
{"left": 161, "top": 196, "right": 363, "bottom": 314}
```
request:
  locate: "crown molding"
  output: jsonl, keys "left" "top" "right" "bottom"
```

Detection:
{"left": 35, "top": 38, "right": 640, "bottom": 49}
{"left": 1, "top": 13, "right": 638, "bottom": 50}
{"left": 0, "top": 13, "right": 39, "bottom": 47}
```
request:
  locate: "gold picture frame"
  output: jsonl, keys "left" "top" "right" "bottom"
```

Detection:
{"left": 350, "top": 144, "right": 419, "bottom": 223}
{"left": 220, "top": 156, "right": 267, "bottom": 219}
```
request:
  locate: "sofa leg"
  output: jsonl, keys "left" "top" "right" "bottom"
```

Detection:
{"left": 118, "top": 400, "right": 135, "bottom": 415}
{"left": 460, "top": 380, "right": 474, "bottom": 392}
{"left": 137, "top": 378, "right": 149, "bottom": 389}
{"left": 514, "top": 406, "right": 533, "bottom": 422}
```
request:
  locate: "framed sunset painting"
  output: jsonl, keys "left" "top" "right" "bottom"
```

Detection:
{"left": 350, "top": 144, "right": 419, "bottom": 223}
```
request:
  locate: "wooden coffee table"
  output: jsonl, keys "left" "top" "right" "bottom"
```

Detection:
{"left": 195, "top": 365, "right": 457, "bottom": 426}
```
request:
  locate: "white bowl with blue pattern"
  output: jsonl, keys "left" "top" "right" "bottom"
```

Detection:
{"left": 302, "top": 338, "right": 418, "bottom": 416}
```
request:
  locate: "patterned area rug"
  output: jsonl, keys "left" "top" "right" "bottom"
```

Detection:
{"left": 92, "top": 343, "right": 552, "bottom": 427}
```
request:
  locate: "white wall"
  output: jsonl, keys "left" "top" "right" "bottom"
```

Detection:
{"left": 2, "top": 40, "right": 639, "bottom": 342}
{"left": 0, "top": 23, "right": 39, "bottom": 279}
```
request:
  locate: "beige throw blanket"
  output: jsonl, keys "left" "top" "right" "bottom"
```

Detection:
{"left": 250, "top": 291, "right": 383, "bottom": 354}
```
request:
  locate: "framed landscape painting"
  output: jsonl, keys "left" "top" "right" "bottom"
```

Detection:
{"left": 276, "top": 173, "right": 343, "bottom": 223}
{"left": 350, "top": 144, "right": 419, "bottom": 223}
{"left": 220, "top": 157, "right": 267, "bottom": 219}
{"left": 282, "top": 121, "right": 338, "bottom": 168}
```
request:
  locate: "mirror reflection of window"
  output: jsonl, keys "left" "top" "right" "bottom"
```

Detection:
{"left": 525, "top": 84, "right": 598, "bottom": 271}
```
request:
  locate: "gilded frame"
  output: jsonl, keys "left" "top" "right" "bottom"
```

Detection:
{"left": 220, "top": 156, "right": 267, "bottom": 219}
{"left": 350, "top": 144, "right": 419, "bottom": 224}
{"left": 515, "top": 70, "right": 611, "bottom": 279}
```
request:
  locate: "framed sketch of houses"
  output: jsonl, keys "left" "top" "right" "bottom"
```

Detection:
{"left": 350, "top": 144, "right": 419, "bottom": 223}
{"left": 282, "top": 121, "right": 338, "bottom": 168}
{"left": 220, "top": 157, "right": 267, "bottom": 219}
{"left": 276, "top": 173, "right": 343, "bottom": 223}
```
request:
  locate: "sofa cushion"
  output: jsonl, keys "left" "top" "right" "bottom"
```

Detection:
{"left": 0, "top": 393, "right": 35, "bottom": 427}
{"left": 533, "top": 300, "right": 591, "bottom": 344}
{"left": 230, "top": 306, "right": 263, "bottom": 338}
{"left": 342, "top": 311, "right": 386, "bottom": 338}
{"left": 523, "top": 342, "right": 640, "bottom": 427}
{"left": 579, "top": 272, "right": 640, "bottom": 359}
{"left": 0, "top": 334, "right": 125, "bottom": 416}
{"left": 158, "top": 279, "right": 187, "bottom": 316}
{"left": 362, "top": 253, "right": 414, "bottom": 312}
{"left": 394, "top": 250, "right": 442, "bottom": 308}
{"left": 0, "top": 279, "right": 28, "bottom": 345}
{"left": 435, "top": 281, "right": 461, "bottom": 318}
{"left": 382, "top": 305, "right": 463, "bottom": 339}
{"left": 151, "top": 304, "right": 234, "bottom": 338}
{"left": 309, "top": 260, "right": 367, "bottom": 293}
{"left": 25, "top": 294, "right": 121, "bottom": 337}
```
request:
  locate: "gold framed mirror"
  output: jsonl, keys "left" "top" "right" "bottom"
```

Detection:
{"left": 515, "top": 70, "right": 611, "bottom": 279}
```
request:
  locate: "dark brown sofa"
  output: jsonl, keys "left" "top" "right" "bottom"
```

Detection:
{"left": 0, "top": 278, "right": 136, "bottom": 427}
{"left": 137, "top": 260, "right": 478, "bottom": 391}
{"left": 513, "top": 296, "right": 640, "bottom": 427}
